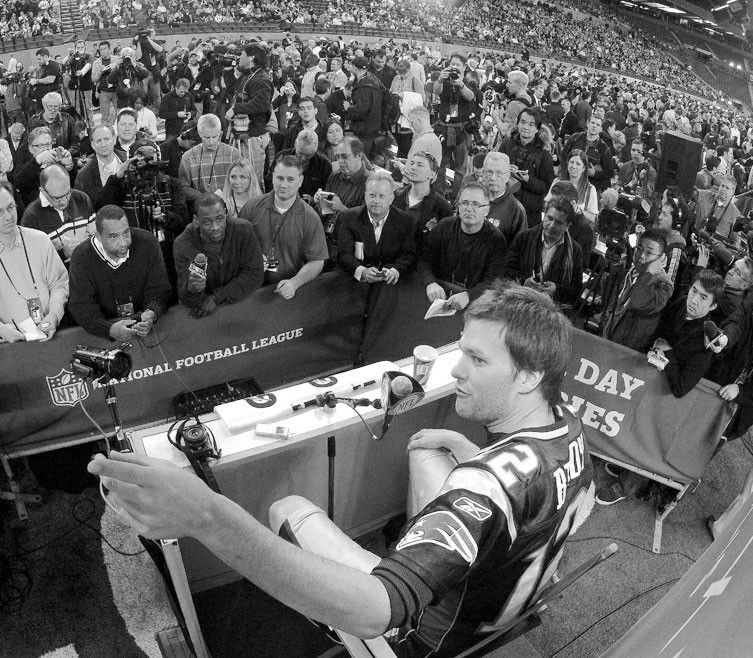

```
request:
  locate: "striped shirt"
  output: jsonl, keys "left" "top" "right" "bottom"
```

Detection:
{"left": 178, "top": 142, "right": 242, "bottom": 201}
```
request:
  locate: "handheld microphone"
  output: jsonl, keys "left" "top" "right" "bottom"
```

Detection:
{"left": 188, "top": 252, "right": 208, "bottom": 278}
{"left": 379, "top": 371, "right": 425, "bottom": 439}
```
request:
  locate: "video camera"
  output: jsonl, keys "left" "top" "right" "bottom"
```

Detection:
{"left": 598, "top": 206, "right": 631, "bottom": 260}
{"left": 1, "top": 71, "right": 29, "bottom": 85}
{"left": 133, "top": 30, "right": 151, "bottom": 43}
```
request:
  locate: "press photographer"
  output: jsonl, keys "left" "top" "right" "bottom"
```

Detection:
{"left": 28, "top": 47, "right": 62, "bottom": 111}
{"left": 91, "top": 41, "right": 120, "bottom": 125}
{"left": 225, "top": 42, "right": 274, "bottom": 185}
{"left": 107, "top": 48, "right": 149, "bottom": 110}
{"left": 0, "top": 64, "right": 30, "bottom": 125}
{"left": 133, "top": 27, "right": 165, "bottom": 111}
{"left": 62, "top": 40, "right": 94, "bottom": 126}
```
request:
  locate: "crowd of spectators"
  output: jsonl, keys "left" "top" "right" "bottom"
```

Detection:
{"left": 2, "top": 23, "right": 753, "bottom": 482}
{"left": 0, "top": 0, "right": 62, "bottom": 42}
{"left": 68, "top": 0, "right": 723, "bottom": 100}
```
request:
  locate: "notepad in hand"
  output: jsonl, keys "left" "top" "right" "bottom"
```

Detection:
{"left": 424, "top": 299, "right": 457, "bottom": 320}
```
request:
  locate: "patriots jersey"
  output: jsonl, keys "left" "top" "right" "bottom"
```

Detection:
{"left": 372, "top": 406, "right": 593, "bottom": 658}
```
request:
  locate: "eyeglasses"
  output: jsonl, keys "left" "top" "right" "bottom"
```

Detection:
{"left": 43, "top": 188, "right": 72, "bottom": 202}
{"left": 31, "top": 141, "right": 53, "bottom": 150}
{"left": 457, "top": 200, "right": 489, "bottom": 209}
{"left": 333, "top": 152, "right": 354, "bottom": 160}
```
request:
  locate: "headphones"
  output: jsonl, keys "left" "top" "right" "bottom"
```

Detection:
{"left": 167, "top": 415, "right": 222, "bottom": 493}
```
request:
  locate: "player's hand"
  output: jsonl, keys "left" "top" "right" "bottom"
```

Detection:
{"left": 652, "top": 337, "right": 671, "bottom": 354}
{"left": 719, "top": 384, "right": 740, "bottom": 402}
{"left": 696, "top": 243, "right": 710, "bottom": 268}
{"left": 187, "top": 271, "right": 207, "bottom": 293}
{"left": 88, "top": 451, "right": 217, "bottom": 540}
{"left": 407, "top": 429, "right": 478, "bottom": 463}
{"left": 109, "top": 319, "right": 137, "bottom": 342}
{"left": 426, "top": 282, "right": 447, "bottom": 301}
{"left": 274, "top": 279, "right": 298, "bottom": 299}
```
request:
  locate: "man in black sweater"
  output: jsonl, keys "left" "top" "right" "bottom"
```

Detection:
{"left": 417, "top": 182, "right": 506, "bottom": 311}
{"left": 68, "top": 204, "right": 172, "bottom": 341}
{"left": 173, "top": 193, "right": 264, "bottom": 318}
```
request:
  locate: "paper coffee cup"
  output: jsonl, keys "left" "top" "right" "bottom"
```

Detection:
{"left": 413, "top": 345, "right": 438, "bottom": 386}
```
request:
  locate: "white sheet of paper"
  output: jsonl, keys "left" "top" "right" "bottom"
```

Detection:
{"left": 18, "top": 317, "right": 47, "bottom": 341}
{"left": 424, "top": 298, "right": 457, "bottom": 320}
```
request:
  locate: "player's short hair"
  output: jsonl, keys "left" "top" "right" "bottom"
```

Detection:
{"left": 465, "top": 281, "right": 572, "bottom": 405}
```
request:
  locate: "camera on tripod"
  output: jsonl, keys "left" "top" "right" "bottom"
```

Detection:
{"left": 598, "top": 206, "right": 631, "bottom": 261}
{"left": 71, "top": 345, "right": 133, "bottom": 382}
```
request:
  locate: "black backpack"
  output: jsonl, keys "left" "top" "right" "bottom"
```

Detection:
{"left": 379, "top": 81, "right": 402, "bottom": 132}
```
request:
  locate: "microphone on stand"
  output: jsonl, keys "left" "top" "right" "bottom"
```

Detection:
{"left": 379, "top": 371, "right": 425, "bottom": 439}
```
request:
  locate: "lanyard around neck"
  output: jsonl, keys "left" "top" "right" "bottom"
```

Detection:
{"left": 0, "top": 229, "right": 38, "bottom": 299}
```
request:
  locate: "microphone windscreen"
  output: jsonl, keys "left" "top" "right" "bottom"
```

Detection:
{"left": 194, "top": 253, "right": 207, "bottom": 266}
{"left": 704, "top": 320, "right": 721, "bottom": 342}
{"left": 391, "top": 375, "right": 413, "bottom": 397}
{"left": 711, "top": 243, "right": 734, "bottom": 268}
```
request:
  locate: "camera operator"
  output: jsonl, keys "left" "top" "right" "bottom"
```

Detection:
{"left": 107, "top": 47, "right": 149, "bottom": 110}
{"left": 68, "top": 204, "right": 171, "bottom": 342}
{"left": 225, "top": 42, "right": 274, "bottom": 187}
{"left": 160, "top": 78, "right": 195, "bottom": 140}
{"left": 14, "top": 126, "right": 74, "bottom": 208}
{"left": 0, "top": 63, "right": 29, "bottom": 126}
{"left": 133, "top": 27, "right": 165, "bottom": 111}
{"left": 92, "top": 41, "right": 120, "bottom": 125}
{"left": 62, "top": 40, "right": 94, "bottom": 126}
{"left": 694, "top": 176, "right": 742, "bottom": 242}
{"left": 98, "top": 136, "right": 188, "bottom": 291}
{"left": 433, "top": 53, "right": 480, "bottom": 198}
{"left": 28, "top": 48, "right": 62, "bottom": 113}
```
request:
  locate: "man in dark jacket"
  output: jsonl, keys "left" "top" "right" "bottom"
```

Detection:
{"left": 27, "top": 92, "right": 81, "bottom": 158}
{"left": 504, "top": 196, "right": 584, "bottom": 305}
{"left": 21, "top": 164, "right": 94, "bottom": 264}
{"left": 337, "top": 171, "right": 415, "bottom": 283}
{"left": 106, "top": 47, "right": 149, "bottom": 109}
{"left": 68, "top": 204, "right": 171, "bottom": 341}
{"left": 159, "top": 78, "right": 196, "bottom": 140}
{"left": 561, "top": 115, "right": 615, "bottom": 193}
{"left": 226, "top": 43, "right": 274, "bottom": 185}
{"left": 499, "top": 108, "right": 555, "bottom": 227}
{"left": 346, "top": 57, "right": 382, "bottom": 158}
{"left": 417, "top": 181, "right": 506, "bottom": 311}
{"left": 173, "top": 193, "right": 264, "bottom": 318}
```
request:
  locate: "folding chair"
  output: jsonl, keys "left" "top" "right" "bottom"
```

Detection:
{"left": 322, "top": 543, "right": 618, "bottom": 658}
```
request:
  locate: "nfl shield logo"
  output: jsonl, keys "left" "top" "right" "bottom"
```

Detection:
{"left": 46, "top": 368, "right": 90, "bottom": 407}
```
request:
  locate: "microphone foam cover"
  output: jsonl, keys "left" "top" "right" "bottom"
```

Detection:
{"left": 703, "top": 320, "right": 721, "bottom": 342}
{"left": 391, "top": 375, "right": 413, "bottom": 397}
{"left": 195, "top": 253, "right": 207, "bottom": 265}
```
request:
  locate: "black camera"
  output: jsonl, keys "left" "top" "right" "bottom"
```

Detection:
{"left": 448, "top": 69, "right": 460, "bottom": 81}
{"left": 598, "top": 207, "right": 630, "bottom": 260}
{"left": 71, "top": 345, "right": 132, "bottom": 381}
{"left": 133, "top": 30, "right": 150, "bottom": 42}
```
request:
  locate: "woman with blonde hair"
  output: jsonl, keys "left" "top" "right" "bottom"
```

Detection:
{"left": 216, "top": 158, "right": 262, "bottom": 218}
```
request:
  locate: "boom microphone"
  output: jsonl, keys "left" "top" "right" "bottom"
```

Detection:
{"left": 379, "top": 371, "right": 425, "bottom": 439}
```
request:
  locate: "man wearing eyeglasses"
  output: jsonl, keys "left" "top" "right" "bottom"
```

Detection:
{"left": 13, "top": 126, "right": 75, "bottom": 208}
{"left": 21, "top": 164, "right": 94, "bottom": 264}
{"left": 418, "top": 182, "right": 506, "bottom": 311}
{"left": 482, "top": 152, "right": 527, "bottom": 246}
{"left": 27, "top": 92, "right": 81, "bottom": 160}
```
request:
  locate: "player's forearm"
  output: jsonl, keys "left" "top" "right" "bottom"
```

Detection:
{"left": 196, "top": 494, "right": 392, "bottom": 637}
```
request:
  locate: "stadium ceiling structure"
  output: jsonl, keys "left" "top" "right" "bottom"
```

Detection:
{"left": 618, "top": 0, "right": 750, "bottom": 42}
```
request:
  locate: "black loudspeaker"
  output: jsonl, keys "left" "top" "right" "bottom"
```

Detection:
{"left": 657, "top": 130, "right": 703, "bottom": 199}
